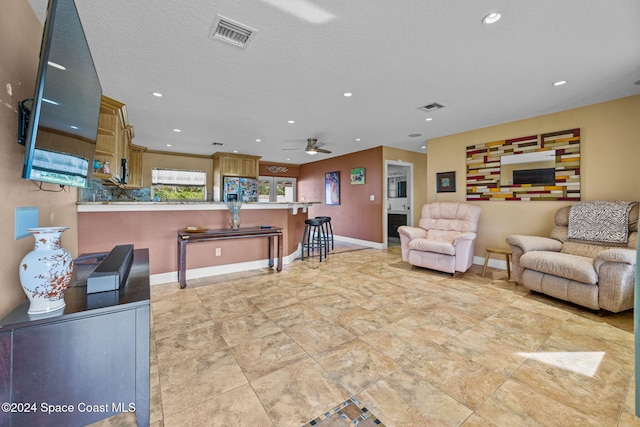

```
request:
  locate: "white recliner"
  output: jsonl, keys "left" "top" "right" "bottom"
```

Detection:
{"left": 398, "top": 202, "right": 482, "bottom": 274}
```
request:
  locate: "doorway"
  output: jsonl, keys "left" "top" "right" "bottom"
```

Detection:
{"left": 384, "top": 161, "right": 413, "bottom": 248}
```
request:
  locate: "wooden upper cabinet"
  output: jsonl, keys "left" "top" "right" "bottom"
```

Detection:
{"left": 212, "top": 152, "right": 261, "bottom": 178}
{"left": 93, "top": 95, "right": 148, "bottom": 188}
{"left": 221, "top": 155, "right": 242, "bottom": 177}
{"left": 211, "top": 152, "right": 261, "bottom": 201}
{"left": 126, "top": 144, "right": 146, "bottom": 189}
{"left": 94, "top": 95, "right": 132, "bottom": 182}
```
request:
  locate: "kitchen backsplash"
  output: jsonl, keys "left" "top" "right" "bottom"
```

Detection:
{"left": 79, "top": 180, "right": 151, "bottom": 202}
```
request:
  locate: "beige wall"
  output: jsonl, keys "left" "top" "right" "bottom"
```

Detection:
{"left": 382, "top": 146, "right": 428, "bottom": 227}
{"left": 0, "top": 0, "right": 80, "bottom": 318}
{"left": 427, "top": 95, "right": 640, "bottom": 258}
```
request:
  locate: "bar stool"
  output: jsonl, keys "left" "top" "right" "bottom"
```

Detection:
{"left": 314, "top": 216, "right": 334, "bottom": 251}
{"left": 301, "top": 218, "right": 327, "bottom": 261}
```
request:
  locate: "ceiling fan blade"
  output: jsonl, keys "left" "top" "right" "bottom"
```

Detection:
{"left": 281, "top": 148, "right": 301, "bottom": 151}
{"left": 316, "top": 148, "right": 331, "bottom": 154}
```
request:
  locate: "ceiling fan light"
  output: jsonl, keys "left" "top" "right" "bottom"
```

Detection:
{"left": 306, "top": 148, "right": 318, "bottom": 155}
{"left": 482, "top": 12, "right": 502, "bottom": 24}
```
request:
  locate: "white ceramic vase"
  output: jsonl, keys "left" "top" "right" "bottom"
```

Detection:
{"left": 19, "top": 227, "right": 74, "bottom": 314}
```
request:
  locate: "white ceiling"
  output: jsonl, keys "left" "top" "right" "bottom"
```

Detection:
{"left": 30, "top": 0, "right": 640, "bottom": 164}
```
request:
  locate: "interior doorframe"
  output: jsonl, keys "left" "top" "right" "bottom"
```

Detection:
{"left": 383, "top": 160, "right": 414, "bottom": 248}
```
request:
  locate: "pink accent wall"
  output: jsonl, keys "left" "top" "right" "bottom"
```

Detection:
{"left": 78, "top": 208, "right": 307, "bottom": 275}
{"left": 298, "top": 147, "right": 383, "bottom": 243}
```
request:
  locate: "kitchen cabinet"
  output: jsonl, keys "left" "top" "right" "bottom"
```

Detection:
{"left": 388, "top": 213, "right": 407, "bottom": 238}
{"left": 213, "top": 152, "right": 260, "bottom": 178}
{"left": 126, "top": 144, "right": 146, "bottom": 188}
{"left": 0, "top": 249, "right": 150, "bottom": 427}
{"left": 212, "top": 152, "right": 261, "bottom": 201}
{"left": 94, "top": 95, "right": 133, "bottom": 183}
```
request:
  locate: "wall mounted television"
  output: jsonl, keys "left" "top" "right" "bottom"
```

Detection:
{"left": 17, "top": 0, "right": 102, "bottom": 188}
{"left": 512, "top": 167, "right": 556, "bottom": 186}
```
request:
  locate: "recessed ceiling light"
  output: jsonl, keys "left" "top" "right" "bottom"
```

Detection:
{"left": 256, "top": 139, "right": 261, "bottom": 142}
{"left": 553, "top": 80, "right": 567, "bottom": 86}
{"left": 287, "top": 120, "right": 295, "bottom": 124}
{"left": 70, "top": 125, "right": 78, "bottom": 129}
{"left": 356, "top": 138, "right": 361, "bottom": 141}
{"left": 482, "top": 12, "right": 502, "bottom": 24}
{"left": 173, "top": 129, "right": 182, "bottom": 132}
{"left": 166, "top": 144, "right": 172, "bottom": 147}
{"left": 152, "top": 92, "right": 163, "bottom": 97}
{"left": 233, "top": 150, "right": 238, "bottom": 153}
{"left": 421, "top": 145, "right": 427, "bottom": 149}
{"left": 425, "top": 117, "right": 433, "bottom": 121}
{"left": 286, "top": 158, "right": 291, "bottom": 161}
{"left": 343, "top": 92, "right": 353, "bottom": 97}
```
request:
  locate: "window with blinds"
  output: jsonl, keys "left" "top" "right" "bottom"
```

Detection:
{"left": 151, "top": 168, "right": 207, "bottom": 201}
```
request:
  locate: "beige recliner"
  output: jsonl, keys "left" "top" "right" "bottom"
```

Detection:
{"left": 507, "top": 202, "right": 638, "bottom": 314}
{"left": 398, "top": 202, "right": 482, "bottom": 274}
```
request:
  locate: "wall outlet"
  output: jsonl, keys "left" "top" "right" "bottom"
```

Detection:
{"left": 215, "top": 248, "right": 221, "bottom": 256}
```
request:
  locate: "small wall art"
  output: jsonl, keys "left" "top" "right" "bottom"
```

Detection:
{"left": 350, "top": 167, "right": 365, "bottom": 185}
{"left": 436, "top": 171, "right": 456, "bottom": 193}
{"left": 325, "top": 171, "right": 340, "bottom": 205}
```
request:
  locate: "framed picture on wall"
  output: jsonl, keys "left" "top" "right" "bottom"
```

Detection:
{"left": 325, "top": 171, "right": 340, "bottom": 205}
{"left": 436, "top": 171, "right": 456, "bottom": 193}
{"left": 350, "top": 167, "right": 365, "bottom": 184}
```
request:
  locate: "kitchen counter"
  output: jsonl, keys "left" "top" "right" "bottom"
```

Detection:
{"left": 77, "top": 201, "right": 317, "bottom": 214}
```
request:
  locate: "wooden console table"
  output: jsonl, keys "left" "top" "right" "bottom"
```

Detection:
{"left": 177, "top": 227, "right": 283, "bottom": 288}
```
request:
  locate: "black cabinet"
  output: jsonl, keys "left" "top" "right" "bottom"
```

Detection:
{"left": 0, "top": 249, "right": 150, "bottom": 427}
{"left": 388, "top": 214, "right": 407, "bottom": 238}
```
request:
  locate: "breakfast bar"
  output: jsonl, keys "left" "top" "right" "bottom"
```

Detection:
{"left": 77, "top": 202, "right": 313, "bottom": 285}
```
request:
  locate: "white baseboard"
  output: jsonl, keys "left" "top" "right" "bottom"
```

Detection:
{"left": 149, "top": 248, "right": 302, "bottom": 286}
{"left": 334, "top": 235, "right": 385, "bottom": 249}
{"left": 473, "top": 255, "right": 509, "bottom": 270}
{"left": 150, "top": 240, "right": 501, "bottom": 286}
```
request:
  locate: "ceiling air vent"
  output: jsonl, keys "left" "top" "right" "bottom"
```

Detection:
{"left": 418, "top": 102, "right": 445, "bottom": 112}
{"left": 209, "top": 15, "right": 257, "bottom": 48}
{"left": 211, "top": 142, "right": 226, "bottom": 146}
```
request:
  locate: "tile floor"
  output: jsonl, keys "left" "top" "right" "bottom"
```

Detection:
{"left": 146, "top": 243, "right": 638, "bottom": 427}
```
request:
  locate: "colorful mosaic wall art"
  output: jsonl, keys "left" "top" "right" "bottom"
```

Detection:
{"left": 466, "top": 128, "right": 580, "bottom": 201}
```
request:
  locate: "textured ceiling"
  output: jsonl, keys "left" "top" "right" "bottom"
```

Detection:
{"left": 29, "top": 0, "right": 640, "bottom": 164}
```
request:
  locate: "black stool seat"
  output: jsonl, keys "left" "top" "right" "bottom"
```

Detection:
{"left": 314, "top": 216, "right": 334, "bottom": 251}
{"left": 301, "top": 218, "right": 327, "bottom": 261}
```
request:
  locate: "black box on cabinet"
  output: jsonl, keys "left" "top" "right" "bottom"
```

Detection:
{"left": 87, "top": 244, "right": 133, "bottom": 294}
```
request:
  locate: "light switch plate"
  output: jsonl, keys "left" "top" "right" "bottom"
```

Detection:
{"left": 15, "top": 206, "right": 38, "bottom": 240}
{"left": 370, "top": 195, "right": 375, "bottom": 201}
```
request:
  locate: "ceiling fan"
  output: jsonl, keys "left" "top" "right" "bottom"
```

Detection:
{"left": 283, "top": 138, "right": 332, "bottom": 155}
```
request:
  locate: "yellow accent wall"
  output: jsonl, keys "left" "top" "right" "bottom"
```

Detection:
{"left": 427, "top": 95, "right": 640, "bottom": 258}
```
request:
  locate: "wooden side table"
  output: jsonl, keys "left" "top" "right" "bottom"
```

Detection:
{"left": 482, "top": 247, "right": 512, "bottom": 280}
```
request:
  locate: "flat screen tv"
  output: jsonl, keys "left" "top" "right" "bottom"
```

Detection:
{"left": 512, "top": 167, "right": 556, "bottom": 186}
{"left": 18, "top": 0, "right": 102, "bottom": 188}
